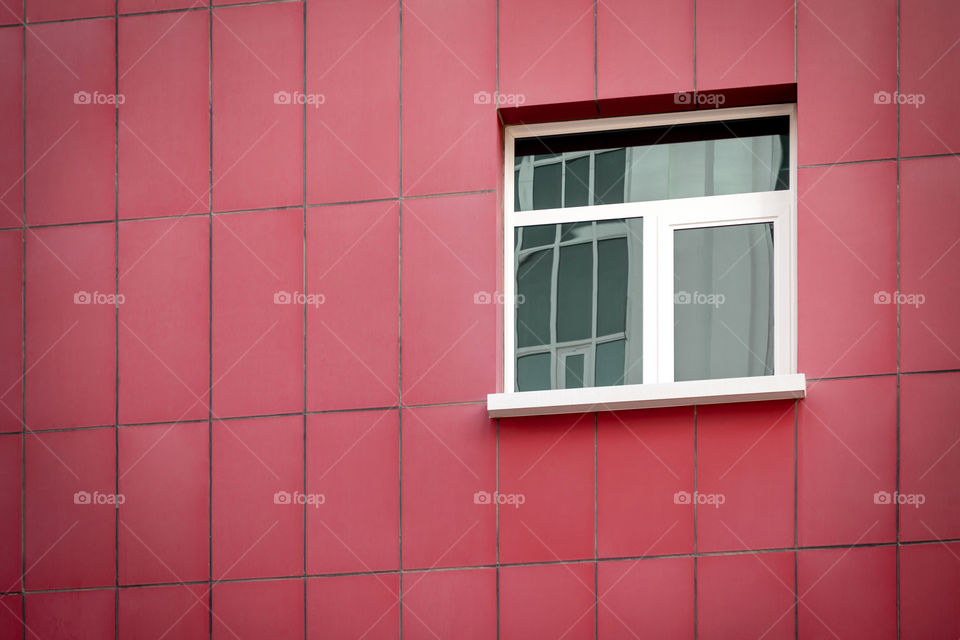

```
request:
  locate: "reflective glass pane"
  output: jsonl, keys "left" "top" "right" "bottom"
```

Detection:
{"left": 595, "top": 148, "right": 626, "bottom": 205}
{"left": 533, "top": 163, "right": 561, "bottom": 210}
{"left": 556, "top": 243, "right": 593, "bottom": 342}
{"left": 516, "top": 249, "right": 552, "bottom": 347}
{"left": 595, "top": 339, "right": 625, "bottom": 387}
{"left": 517, "top": 353, "right": 551, "bottom": 391}
{"left": 560, "top": 221, "right": 592, "bottom": 242}
{"left": 674, "top": 222, "right": 774, "bottom": 382}
{"left": 564, "top": 353, "right": 585, "bottom": 389}
{"left": 564, "top": 156, "right": 590, "bottom": 207}
{"left": 597, "top": 237, "right": 628, "bottom": 335}
{"left": 520, "top": 225, "right": 556, "bottom": 250}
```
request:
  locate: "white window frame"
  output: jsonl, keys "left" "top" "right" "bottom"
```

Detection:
{"left": 488, "top": 103, "right": 806, "bottom": 418}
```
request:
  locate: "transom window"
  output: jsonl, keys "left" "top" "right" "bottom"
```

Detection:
{"left": 490, "top": 104, "right": 804, "bottom": 417}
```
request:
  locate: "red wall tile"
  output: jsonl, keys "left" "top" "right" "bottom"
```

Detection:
{"left": 0, "top": 435, "right": 20, "bottom": 590}
{"left": 798, "top": 0, "right": 897, "bottom": 164}
{"left": 798, "top": 546, "right": 897, "bottom": 639}
{"left": 212, "top": 415, "right": 303, "bottom": 580}
{"left": 306, "top": 0, "right": 398, "bottom": 203}
{"left": 798, "top": 377, "right": 897, "bottom": 546}
{"left": 500, "top": 563, "right": 595, "bottom": 640}
{"left": 120, "top": 0, "right": 205, "bottom": 16}
{"left": 500, "top": 413, "right": 594, "bottom": 564}
{"left": 598, "top": 407, "right": 695, "bottom": 558}
{"left": 698, "top": 551, "right": 795, "bottom": 640}
{"left": 212, "top": 209, "right": 303, "bottom": 418}
{"left": 119, "top": 11, "right": 209, "bottom": 219}
{"left": 26, "top": 223, "right": 115, "bottom": 430}
{"left": 901, "top": 0, "right": 960, "bottom": 156}
{"left": 403, "top": 568, "right": 496, "bottom": 640}
{"left": 901, "top": 156, "right": 960, "bottom": 372}
{"left": 0, "top": 28, "right": 22, "bottom": 228}
{"left": 400, "top": 193, "right": 496, "bottom": 404}
{"left": 119, "top": 217, "right": 209, "bottom": 425}
{"left": 306, "top": 410, "right": 398, "bottom": 574}
{"left": 499, "top": 0, "right": 594, "bottom": 107}
{"left": 212, "top": 579, "right": 304, "bottom": 640}
{"left": 119, "top": 422, "right": 209, "bottom": 584}
{"left": 900, "top": 372, "right": 960, "bottom": 542}
{"left": 306, "top": 202, "right": 398, "bottom": 411}
{"left": 0, "top": 230, "right": 22, "bottom": 432}
{"left": 118, "top": 584, "right": 209, "bottom": 640}
{"left": 212, "top": 3, "right": 302, "bottom": 212}
{"left": 25, "top": 19, "right": 115, "bottom": 226}
{"left": 27, "top": 0, "right": 112, "bottom": 23}
{"left": 696, "top": 0, "right": 794, "bottom": 91}
{"left": 598, "top": 557, "right": 694, "bottom": 639}
{"left": 798, "top": 162, "right": 897, "bottom": 378}
{"left": 402, "top": 404, "right": 496, "bottom": 569}
{"left": 25, "top": 428, "right": 115, "bottom": 589}
{"left": 901, "top": 542, "right": 960, "bottom": 640}
{"left": 597, "top": 0, "right": 694, "bottom": 100}
{"left": 0, "top": 596, "right": 22, "bottom": 638}
{"left": 0, "top": 0, "right": 20, "bottom": 24}
{"left": 306, "top": 573, "right": 399, "bottom": 640}
{"left": 698, "top": 401, "right": 795, "bottom": 552}
{"left": 25, "top": 590, "right": 115, "bottom": 640}
{"left": 401, "top": 0, "right": 497, "bottom": 196}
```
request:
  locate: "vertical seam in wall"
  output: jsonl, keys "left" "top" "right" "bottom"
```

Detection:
{"left": 593, "top": 412, "right": 598, "bottom": 638}
{"left": 494, "top": 3, "right": 500, "bottom": 636}
{"left": 794, "top": 0, "right": 798, "bottom": 83}
{"left": 207, "top": 2, "right": 214, "bottom": 635}
{"left": 593, "top": 0, "right": 597, "bottom": 106}
{"left": 794, "top": 399, "right": 799, "bottom": 640}
{"left": 396, "top": 1, "right": 404, "bottom": 635}
{"left": 495, "top": 416, "right": 500, "bottom": 640}
{"left": 113, "top": 5, "right": 120, "bottom": 637}
{"left": 894, "top": 1, "right": 902, "bottom": 637}
{"left": 692, "top": 404, "right": 698, "bottom": 639}
{"left": 692, "top": 0, "right": 697, "bottom": 93}
{"left": 19, "top": 5, "right": 27, "bottom": 635}
{"left": 301, "top": 0, "right": 308, "bottom": 633}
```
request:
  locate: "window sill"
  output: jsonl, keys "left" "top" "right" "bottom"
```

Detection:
{"left": 486, "top": 374, "right": 806, "bottom": 418}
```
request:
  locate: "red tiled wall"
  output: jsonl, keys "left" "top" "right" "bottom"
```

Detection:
{"left": 1, "top": 0, "right": 958, "bottom": 637}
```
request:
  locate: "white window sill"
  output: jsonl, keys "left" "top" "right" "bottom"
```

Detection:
{"left": 487, "top": 374, "right": 806, "bottom": 418}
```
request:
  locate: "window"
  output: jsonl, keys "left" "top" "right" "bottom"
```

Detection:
{"left": 489, "top": 104, "right": 805, "bottom": 417}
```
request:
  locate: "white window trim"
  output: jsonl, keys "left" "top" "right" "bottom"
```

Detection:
{"left": 488, "top": 103, "right": 806, "bottom": 418}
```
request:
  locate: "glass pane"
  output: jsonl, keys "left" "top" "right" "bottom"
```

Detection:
{"left": 597, "top": 237, "right": 628, "bottom": 335}
{"left": 517, "top": 353, "right": 551, "bottom": 391}
{"left": 533, "top": 163, "right": 561, "bottom": 210}
{"left": 514, "top": 116, "right": 789, "bottom": 211}
{"left": 564, "top": 353, "right": 585, "bottom": 389}
{"left": 674, "top": 223, "right": 774, "bottom": 382}
{"left": 516, "top": 249, "right": 552, "bottom": 347}
{"left": 564, "top": 156, "right": 590, "bottom": 207}
{"left": 556, "top": 243, "right": 593, "bottom": 342}
{"left": 595, "top": 339, "right": 625, "bottom": 387}
{"left": 560, "top": 221, "right": 592, "bottom": 242}
{"left": 520, "top": 225, "right": 556, "bottom": 250}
